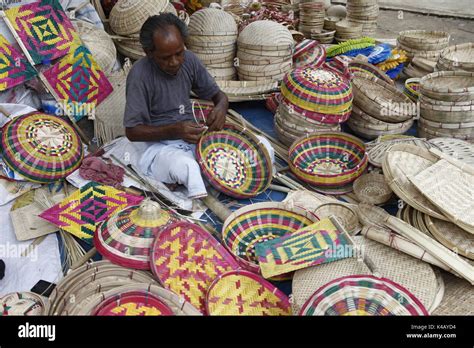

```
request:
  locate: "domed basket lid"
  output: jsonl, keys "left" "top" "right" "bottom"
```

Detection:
{"left": 188, "top": 8, "right": 238, "bottom": 36}
{"left": 238, "top": 20, "right": 294, "bottom": 51}
{"left": 94, "top": 199, "right": 178, "bottom": 270}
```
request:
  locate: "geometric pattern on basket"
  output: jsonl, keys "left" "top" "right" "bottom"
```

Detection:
{"left": 151, "top": 222, "right": 240, "bottom": 314}
{"left": 197, "top": 125, "right": 272, "bottom": 198}
{"left": 281, "top": 67, "right": 353, "bottom": 124}
{"left": 206, "top": 270, "right": 291, "bottom": 316}
{"left": 0, "top": 34, "right": 37, "bottom": 91}
{"left": 4, "top": 0, "right": 81, "bottom": 65}
{"left": 40, "top": 182, "right": 143, "bottom": 243}
{"left": 43, "top": 45, "right": 113, "bottom": 121}
{"left": 0, "top": 113, "right": 83, "bottom": 183}
{"left": 255, "top": 218, "right": 351, "bottom": 279}
{"left": 93, "top": 291, "right": 174, "bottom": 316}
{"left": 289, "top": 132, "right": 368, "bottom": 187}
{"left": 299, "top": 275, "right": 429, "bottom": 316}
{"left": 0, "top": 292, "right": 44, "bottom": 316}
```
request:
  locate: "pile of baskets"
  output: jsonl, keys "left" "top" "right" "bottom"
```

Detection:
{"left": 397, "top": 30, "right": 450, "bottom": 62}
{"left": 418, "top": 71, "right": 474, "bottom": 141}
{"left": 404, "top": 56, "right": 437, "bottom": 78}
{"left": 236, "top": 20, "right": 294, "bottom": 81}
{"left": 346, "top": 0, "right": 379, "bottom": 37}
{"left": 186, "top": 8, "right": 238, "bottom": 81}
{"left": 437, "top": 43, "right": 474, "bottom": 72}
{"left": 311, "top": 29, "right": 335, "bottom": 44}
{"left": 298, "top": 2, "right": 325, "bottom": 38}
{"left": 275, "top": 67, "right": 353, "bottom": 146}
{"left": 109, "top": 0, "right": 177, "bottom": 60}
{"left": 348, "top": 72, "right": 416, "bottom": 140}
{"left": 335, "top": 19, "right": 363, "bottom": 42}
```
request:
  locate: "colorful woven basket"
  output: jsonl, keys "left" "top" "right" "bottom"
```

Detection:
{"left": 293, "top": 40, "right": 326, "bottom": 69}
{"left": 222, "top": 202, "right": 319, "bottom": 274}
{"left": 206, "top": 270, "right": 291, "bottom": 316}
{"left": 93, "top": 290, "right": 174, "bottom": 316}
{"left": 299, "top": 275, "right": 429, "bottom": 316}
{"left": 1, "top": 113, "right": 83, "bottom": 183}
{"left": 1, "top": 292, "right": 45, "bottom": 316}
{"left": 94, "top": 199, "right": 178, "bottom": 270}
{"left": 196, "top": 124, "right": 272, "bottom": 199}
{"left": 281, "top": 67, "right": 353, "bottom": 124}
{"left": 289, "top": 132, "right": 368, "bottom": 188}
{"left": 150, "top": 221, "right": 240, "bottom": 314}
{"left": 404, "top": 78, "right": 421, "bottom": 102}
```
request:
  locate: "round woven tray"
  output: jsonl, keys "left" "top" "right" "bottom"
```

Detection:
{"left": 238, "top": 20, "right": 294, "bottom": 51}
{"left": 418, "top": 125, "right": 473, "bottom": 141}
{"left": 150, "top": 221, "right": 240, "bottom": 313}
{"left": 419, "top": 115, "right": 474, "bottom": 130}
{"left": 398, "top": 30, "right": 449, "bottom": 48}
{"left": 420, "top": 71, "right": 474, "bottom": 102}
{"left": 353, "top": 173, "right": 392, "bottom": 205}
{"left": 292, "top": 235, "right": 438, "bottom": 314}
{"left": 347, "top": 117, "right": 413, "bottom": 140}
{"left": 289, "top": 132, "right": 368, "bottom": 188}
{"left": 428, "top": 137, "right": 474, "bottom": 166}
{"left": 313, "top": 202, "right": 360, "bottom": 235}
{"left": 221, "top": 202, "right": 319, "bottom": 274}
{"left": 349, "top": 60, "right": 393, "bottom": 85}
{"left": 437, "top": 43, "right": 474, "bottom": 72}
{"left": 418, "top": 118, "right": 474, "bottom": 139}
{"left": 382, "top": 143, "right": 448, "bottom": 220}
{"left": 352, "top": 73, "right": 416, "bottom": 123}
{"left": 206, "top": 270, "right": 291, "bottom": 315}
{"left": 432, "top": 272, "right": 474, "bottom": 315}
{"left": 351, "top": 105, "right": 414, "bottom": 131}
{"left": 188, "top": 8, "right": 238, "bottom": 36}
{"left": 1, "top": 292, "right": 45, "bottom": 316}
{"left": 109, "top": 0, "right": 168, "bottom": 35}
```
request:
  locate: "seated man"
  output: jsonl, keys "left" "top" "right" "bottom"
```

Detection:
{"left": 124, "top": 13, "right": 229, "bottom": 199}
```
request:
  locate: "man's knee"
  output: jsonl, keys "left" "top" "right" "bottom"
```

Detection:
{"left": 168, "top": 156, "right": 200, "bottom": 183}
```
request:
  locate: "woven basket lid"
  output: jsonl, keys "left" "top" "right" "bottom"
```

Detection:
{"left": 280, "top": 67, "right": 353, "bottom": 123}
{"left": 222, "top": 202, "right": 319, "bottom": 274}
{"left": 1, "top": 292, "right": 45, "bottom": 316}
{"left": 1, "top": 113, "right": 83, "bottom": 183}
{"left": 150, "top": 221, "right": 240, "bottom": 314}
{"left": 299, "top": 274, "right": 428, "bottom": 315}
{"left": 109, "top": 0, "right": 169, "bottom": 35}
{"left": 206, "top": 270, "right": 291, "bottom": 315}
{"left": 94, "top": 199, "right": 178, "bottom": 270}
{"left": 293, "top": 40, "right": 326, "bottom": 69}
{"left": 288, "top": 132, "right": 368, "bottom": 188}
{"left": 188, "top": 8, "right": 238, "bottom": 36}
{"left": 238, "top": 20, "right": 294, "bottom": 51}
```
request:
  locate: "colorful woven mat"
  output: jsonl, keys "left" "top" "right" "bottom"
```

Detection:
{"left": 93, "top": 291, "right": 174, "bottom": 316}
{"left": 40, "top": 182, "right": 143, "bottom": 243}
{"left": 299, "top": 275, "right": 429, "bottom": 316}
{"left": 197, "top": 124, "right": 272, "bottom": 198}
{"left": 151, "top": 222, "right": 240, "bottom": 314}
{"left": 43, "top": 44, "right": 113, "bottom": 121}
{"left": 255, "top": 218, "right": 351, "bottom": 279}
{"left": 95, "top": 199, "right": 177, "bottom": 269}
{"left": 0, "top": 34, "right": 37, "bottom": 91}
{"left": 293, "top": 39, "right": 326, "bottom": 69}
{"left": 4, "top": 0, "right": 81, "bottom": 65}
{"left": 1, "top": 112, "right": 83, "bottom": 183}
{"left": 206, "top": 270, "right": 291, "bottom": 316}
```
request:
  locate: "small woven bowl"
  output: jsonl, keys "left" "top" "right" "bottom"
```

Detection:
{"left": 353, "top": 173, "right": 393, "bottom": 205}
{"left": 314, "top": 203, "right": 360, "bottom": 235}
{"left": 289, "top": 132, "right": 368, "bottom": 188}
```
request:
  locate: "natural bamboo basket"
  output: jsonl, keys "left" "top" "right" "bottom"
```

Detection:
{"left": 428, "top": 137, "right": 474, "bottom": 166}
{"left": 188, "top": 8, "right": 238, "bottom": 36}
{"left": 420, "top": 71, "right": 474, "bottom": 102}
{"left": 313, "top": 203, "right": 360, "bottom": 235}
{"left": 353, "top": 173, "right": 392, "bottom": 205}
{"left": 418, "top": 125, "right": 473, "bottom": 141}
{"left": 367, "top": 137, "right": 436, "bottom": 167}
{"left": 347, "top": 117, "right": 413, "bottom": 140}
{"left": 237, "top": 20, "right": 294, "bottom": 51}
{"left": 437, "top": 43, "right": 474, "bottom": 72}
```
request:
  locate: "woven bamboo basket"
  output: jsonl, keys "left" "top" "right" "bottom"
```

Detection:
{"left": 237, "top": 60, "right": 293, "bottom": 74}
{"left": 418, "top": 115, "right": 474, "bottom": 130}
{"left": 292, "top": 235, "right": 439, "bottom": 314}
{"left": 239, "top": 72, "right": 286, "bottom": 82}
{"left": 293, "top": 40, "right": 326, "bottom": 69}
{"left": 237, "top": 46, "right": 293, "bottom": 58}
{"left": 188, "top": 8, "right": 238, "bottom": 36}
{"left": 278, "top": 101, "right": 343, "bottom": 130}
{"left": 221, "top": 202, "right": 319, "bottom": 274}
{"left": 237, "top": 51, "right": 292, "bottom": 66}
{"left": 346, "top": 118, "right": 412, "bottom": 140}
{"left": 73, "top": 20, "right": 117, "bottom": 75}
{"left": 352, "top": 73, "right": 416, "bottom": 123}
{"left": 382, "top": 144, "right": 448, "bottom": 220}
{"left": 412, "top": 56, "right": 437, "bottom": 72}
{"left": 186, "top": 35, "right": 237, "bottom": 47}
{"left": 217, "top": 80, "right": 278, "bottom": 97}
{"left": 432, "top": 272, "right": 474, "bottom": 315}
{"left": 397, "top": 42, "right": 443, "bottom": 60}
{"left": 349, "top": 60, "right": 393, "bottom": 85}
{"left": 109, "top": 0, "right": 169, "bottom": 35}
{"left": 351, "top": 105, "right": 414, "bottom": 131}
{"left": 398, "top": 30, "right": 450, "bottom": 51}
{"left": 237, "top": 20, "right": 294, "bottom": 51}
{"left": 403, "top": 63, "right": 429, "bottom": 79}
{"left": 116, "top": 42, "right": 145, "bottom": 60}
{"left": 420, "top": 71, "right": 474, "bottom": 102}
{"left": 428, "top": 137, "right": 474, "bottom": 166}
{"left": 313, "top": 203, "right": 360, "bottom": 235}
{"left": 418, "top": 125, "right": 473, "bottom": 141}
{"left": 1, "top": 292, "right": 45, "bottom": 315}
{"left": 324, "top": 16, "right": 343, "bottom": 31}
{"left": 288, "top": 132, "right": 368, "bottom": 188}
{"left": 353, "top": 173, "right": 392, "bottom": 205}
{"left": 418, "top": 119, "right": 474, "bottom": 140}
{"left": 437, "top": 43, "right": 474, "bottom": 72}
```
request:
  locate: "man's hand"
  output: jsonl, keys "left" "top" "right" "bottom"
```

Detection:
{"left": 177, "top": 121, "right": 207, "bottom": 144}
{"left": 206, "top": 103, "right": 227, "bottom": 132}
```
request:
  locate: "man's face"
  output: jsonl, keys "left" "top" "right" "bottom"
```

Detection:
{"left": 149, "top": 26, "right": 185, "bottom": 76}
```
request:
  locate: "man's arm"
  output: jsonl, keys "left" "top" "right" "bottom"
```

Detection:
{"left": 207, "top": 90, "right": 229, "bottom": 131}
{"left": 126, "top": 121, "right": 205, "bottom": 144}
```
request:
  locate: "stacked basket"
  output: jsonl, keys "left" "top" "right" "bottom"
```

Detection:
{"left": 346, "top": 0, "right": 379, "bottom": 37}
{"left": 186, "top": 8, "right": 238, "bottom": 81}
{"left": 418, "top": 71, "right": 474, "bottom": 141}
{"left": 437, "top": 43, "right": 474, "bottom": 72}
{"left": 109, "top": 0, "right": 177, "bottom": 60}
{"left": 236, "top": 20, "right": 294, "bottom": 81}
{"left": 275, "top": 67, "right": 353, "bottom": 145}
{"left": 404, "top": 56, "right": 437, "bottom": 78}
{"left": 348, "top": 73, "right": 416, "bottom": 140}
{"left": 298, "top": 2, "right": 325, "bottom": 38}
{"left": 335, "top": 20, "right": 363, "bottom": 42}
{"left": 397, "top": 30, "right": 450, "bottom": 62}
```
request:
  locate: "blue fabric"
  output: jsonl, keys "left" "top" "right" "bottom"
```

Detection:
{"left": 368, "top": 44, "right": 392, "bottom": 65}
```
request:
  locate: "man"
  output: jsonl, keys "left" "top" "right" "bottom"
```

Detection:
{"left": 124, "top": 13, "right": 229, "bottom": 199}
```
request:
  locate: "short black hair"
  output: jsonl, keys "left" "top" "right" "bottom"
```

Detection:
{"left": 139, "top": 13, "right": 188, "bottom": 52}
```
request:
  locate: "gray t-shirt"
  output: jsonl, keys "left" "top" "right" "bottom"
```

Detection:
{"left": 123, "top": 50, "right": 220, "bottom": 128}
